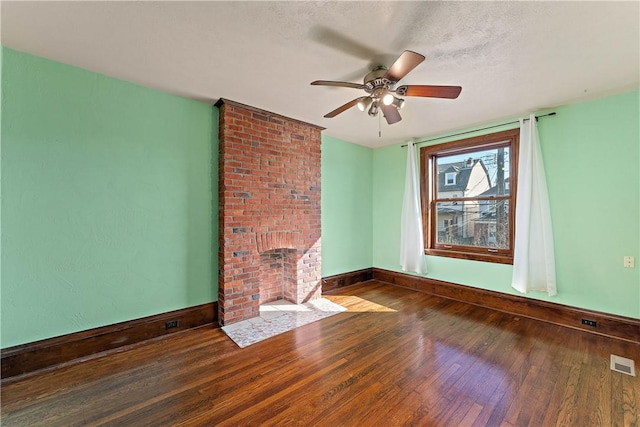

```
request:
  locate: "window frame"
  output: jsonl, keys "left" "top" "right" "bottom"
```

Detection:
{"left": 420, "top": 128, "right": 519, "bottom": 265}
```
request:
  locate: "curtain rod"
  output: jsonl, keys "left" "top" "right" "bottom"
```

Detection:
{"left": 401, "top": 112, "right": 557, "bottom": 148}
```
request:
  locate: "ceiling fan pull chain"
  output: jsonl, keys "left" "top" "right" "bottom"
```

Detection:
{"left": 378, "top": 111, "right": 382, "bottom": 138}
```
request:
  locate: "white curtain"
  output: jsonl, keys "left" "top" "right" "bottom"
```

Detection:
{"left": 512, "top": 114, "right": 556, "bottom": 295}
{"left": 400, "top": 141, "right": 427, "bottom": 274}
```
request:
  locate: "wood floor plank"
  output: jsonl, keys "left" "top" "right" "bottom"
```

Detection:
{"left": 2, "top": 281, "right": 638, "bottom": 426}
{"left": 621, "top": 373, "right": 640, "bottom": 427}
{"left": 459, "top": 403, "right": 484, "bottom": 426}
{"left": 356, "top": 387, "right": 424, "bottom": 426}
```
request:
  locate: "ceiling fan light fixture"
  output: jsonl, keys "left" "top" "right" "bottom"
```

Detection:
{"left": 382, "top": 92, "right": 394, "bottom": 106}
{"left": 368, "top": 101, "right": 379, "bottom": 117}
{"left": 392, "top": 97, "right": 405, "bottom": 110}
{"left": 357, "top": 97, "right": 372, "bottom": 112}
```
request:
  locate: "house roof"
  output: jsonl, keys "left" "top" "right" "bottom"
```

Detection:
{"left": 1, "top": 2, "right": 638, "bottom": 148}
{"left": 478, "top": 177, "right": 510, "bottom": 197}
{"left": 438, "top": 159, "right": 489, "bottom": 193}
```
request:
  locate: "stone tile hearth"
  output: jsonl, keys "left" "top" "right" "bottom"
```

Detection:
{"left": 221, "top": 299, "right": 346, "bottom": 348}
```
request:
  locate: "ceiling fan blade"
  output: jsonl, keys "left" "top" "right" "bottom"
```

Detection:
{"left": 384, "top": 50, "right": 425, "bottom": 82}
{"left": 380, "top": 104, "right": 402, "bottom": 125}
{"left": 396, "top": 85, "right": 462, "bottom": 99}
{"left": 311, "top": 80, "right": 365, "bottom": 90}
{"left": 324, "top": 98, "right": 363, "bottom": 118}
{"left": 309, "top": 26, "right": 381, "bottom": 61}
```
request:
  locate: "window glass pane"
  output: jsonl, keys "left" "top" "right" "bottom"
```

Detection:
{"left": 436, "top": 146, "right": 510, "bottom": 198}
{"left": 435, "top": 200, "right": 510, "bottom": 249}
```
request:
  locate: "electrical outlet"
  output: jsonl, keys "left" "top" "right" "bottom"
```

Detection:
{"left": 623, "top": 256, "right": 635, "bottom": 268}
{"left": 165, "top": 320, "right": 179, "bottom": 330}
{"left": 581, "top": 318, "right": 597, "bottom": 327}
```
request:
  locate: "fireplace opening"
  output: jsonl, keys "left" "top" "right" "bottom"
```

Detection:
{"left": 259, "top": 248, "right": 297, "bottom": 305}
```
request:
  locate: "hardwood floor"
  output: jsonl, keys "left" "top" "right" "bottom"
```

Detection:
{"left": 2, "top": 281, "right": 638, "bottom": 426}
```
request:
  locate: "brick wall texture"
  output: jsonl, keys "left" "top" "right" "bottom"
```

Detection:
{"left": 217, "top": 100, "right": 323, "bottom": 325}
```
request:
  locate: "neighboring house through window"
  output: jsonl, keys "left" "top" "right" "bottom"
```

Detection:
{"left": 419, "top": 128, "right": 519, "bottom": 264}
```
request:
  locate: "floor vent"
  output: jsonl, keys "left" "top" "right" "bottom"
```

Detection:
{"left": 610, "top": 354, "right": 636, "bottom": 376}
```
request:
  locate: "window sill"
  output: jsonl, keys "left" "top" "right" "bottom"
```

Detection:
{"left": 425, "top": 249, "right": 513, "bottom": 265}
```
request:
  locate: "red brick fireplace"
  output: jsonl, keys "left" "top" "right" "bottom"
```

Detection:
{"left": 215, "top": 99, "right": 324, "bottom": 325}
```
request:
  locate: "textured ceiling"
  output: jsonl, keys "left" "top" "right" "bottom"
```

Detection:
{"left": 2, "top": 1, "right": 639, "bottom": 148}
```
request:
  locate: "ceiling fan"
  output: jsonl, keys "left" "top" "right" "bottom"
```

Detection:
{"left": 311, "top": 50, "right": 462, "bottom": 125}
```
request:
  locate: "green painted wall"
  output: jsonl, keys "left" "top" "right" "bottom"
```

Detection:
{"left": 321, "top": 136, "right": 373, "bottom": 276}
{"left": 1, "top": 48, "right": 218, "bottom": 348}
{"left": 373, "top": 90, "right": 640, "bottom": 318}
{"left": 0, "top": 48, "right": 374, "bottom": 348}
{"left": 3, "top": 46, "right": 636, "bottom": 350}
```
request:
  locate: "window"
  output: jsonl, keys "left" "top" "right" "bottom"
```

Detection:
{"left": 445, "top": 172, "right": 456, "bottom": 185}
{"left": 420, "top": 128, "right": 519, "bottom": 264}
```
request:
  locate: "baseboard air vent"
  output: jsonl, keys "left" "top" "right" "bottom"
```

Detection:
{"left": 610, "top": 354, "right": 636, "bottom": 376}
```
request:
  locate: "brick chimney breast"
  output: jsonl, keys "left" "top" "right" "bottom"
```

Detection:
{"left": 215, "top": 99, "right": 324, "bottom": 325}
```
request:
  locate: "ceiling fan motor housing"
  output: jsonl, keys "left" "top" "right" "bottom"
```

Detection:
{"left": 363, "top": 66, "right": 396, "bottom": 94}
